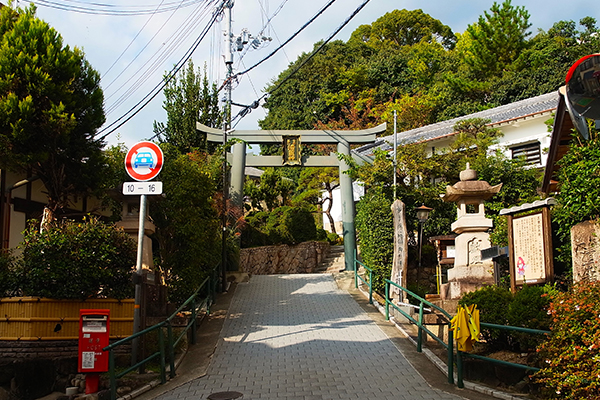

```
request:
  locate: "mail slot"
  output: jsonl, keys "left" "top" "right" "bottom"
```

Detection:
{"left": 78, "top": 310, "right": 110, "bottom": 373}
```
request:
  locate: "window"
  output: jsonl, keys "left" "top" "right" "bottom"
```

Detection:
{"left": 511, "top": 142, "right": 541, "bottom": 165}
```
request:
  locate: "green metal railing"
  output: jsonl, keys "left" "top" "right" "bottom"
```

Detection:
{"left": 384, "top": 279, "right": 455, "bottom": 385}
{"left": 353, "top": 250, "right": 373, "bottom": 304}
{"left": 455, "top": 322, "right": 550, "bottom": 388}
{"left": 103, "top": 267, "right": 219, "bottom": 400}
{"left": 353, "top": 257, "right": 552, "bottom": 389}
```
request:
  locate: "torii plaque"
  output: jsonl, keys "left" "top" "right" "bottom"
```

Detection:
{"left": 197, "top": 122, "right": 385, "bottom": 271}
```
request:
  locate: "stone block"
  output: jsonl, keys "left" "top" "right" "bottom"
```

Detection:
{"left": 571, "top": 220, "right": 600, "bottom": 283}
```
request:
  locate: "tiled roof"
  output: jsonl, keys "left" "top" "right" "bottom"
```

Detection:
{"left": 355, "top": 92, "right": 559, "bottom": 155}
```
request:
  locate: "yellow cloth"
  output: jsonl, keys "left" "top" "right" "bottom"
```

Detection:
{"left": 450, "top": 305, "right": 480, "bottom": 352}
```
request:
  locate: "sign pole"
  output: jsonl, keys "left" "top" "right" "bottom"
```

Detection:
{"left": 131, "top": 193, "right": 147, "bottom": 367}
{"left": 123, "top": 141, "right": 163, "bottom": 369}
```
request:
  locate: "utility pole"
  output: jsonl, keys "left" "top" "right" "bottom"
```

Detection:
{"left": 221, "top": 0, "right": 233, "bottom": 292}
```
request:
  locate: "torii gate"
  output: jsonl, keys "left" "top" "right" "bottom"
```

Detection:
{"left": 196, "top": 122, "right": 385, "bottom": 271}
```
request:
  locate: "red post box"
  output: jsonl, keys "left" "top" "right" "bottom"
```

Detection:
{"left": 78, "top": 309, "right": 110, "bottom": 393}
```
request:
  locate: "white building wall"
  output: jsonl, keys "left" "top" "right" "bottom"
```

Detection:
{"left": 324, "top": 112, "right": 552, "bottom": 230}
{"left": 322, "top": 182, "right": 363, "bottom": 234}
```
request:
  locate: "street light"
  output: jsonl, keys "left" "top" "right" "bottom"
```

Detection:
{"left": 415, "top": 204, "right": 433, "bottom": 284}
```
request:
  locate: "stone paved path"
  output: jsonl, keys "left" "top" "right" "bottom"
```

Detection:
{"left": 153, "top": 274, "right": 465, "bottom": 400}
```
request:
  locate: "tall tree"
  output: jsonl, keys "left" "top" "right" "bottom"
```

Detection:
{"left": 349, "top": 9, "right": 456, "bottom": 50}
{"left": 154, "top": 60, "right": 222, "bottom": 153}
{"left": 150, "top": 143, "right": 222, "bottom": 302}
{"left": 0, "top": 4, "right": 106, "bottom": 222}
{"left": 464, "top": 0, "right": 531, "bottom": 78}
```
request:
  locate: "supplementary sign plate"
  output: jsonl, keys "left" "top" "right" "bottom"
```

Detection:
{"left": 123, "top": 181, "right": 163, "bottom": 195}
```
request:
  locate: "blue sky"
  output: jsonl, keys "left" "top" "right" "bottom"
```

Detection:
{"left": 23, "top": 0, "right": 599, "bottom": 149}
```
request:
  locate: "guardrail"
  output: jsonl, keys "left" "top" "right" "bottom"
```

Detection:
{"left": 353, "top": 250, "right": 373, "bottom": 304}
{"left": 103, "top": 266, "right": 219, "bottom": 400}
{"left": 353, "top": 257, "right": 552, "bottom": 389}
{"left": 455, "top": 322, "right": 550, "bottom": 387}
{"left": 384, "top": 279, "right": 455, "bottom": 385}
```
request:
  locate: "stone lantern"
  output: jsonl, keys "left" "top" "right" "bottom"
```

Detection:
{"left": 441, "top": 163, "right": 502, "bottom": 299}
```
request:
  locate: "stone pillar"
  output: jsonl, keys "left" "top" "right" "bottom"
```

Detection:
{"left": 571, "top": 220, "right": 600, "bottom": 283}
{"left": 337, "top": 141, "right": 356, "bottom": 271}
{"left": 391, "top": 200, "right": 408, "bottom": 301}
{"left": 230, "top": 142, "right": 247, "bottom": 212}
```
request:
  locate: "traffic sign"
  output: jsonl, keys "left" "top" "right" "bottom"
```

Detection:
{"left": 125, "top": 141, "right": 164, "bottom": 181}
{"left": 123, "top": 182, "right": 163, "bottom": 195}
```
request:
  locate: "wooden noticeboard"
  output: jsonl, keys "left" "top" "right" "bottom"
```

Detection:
{"left": 505, "top": 206, "right": 554, "bottom": 292}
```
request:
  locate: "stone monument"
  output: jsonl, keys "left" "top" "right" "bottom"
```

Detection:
{"left": 391, "top": 199, "right": 408, "bottom": 301}
{"left": 441, "top": 164, "right": 502, "bottom": 299}
{"left": 571, "top": 220, "right": 600, "bottom": 283}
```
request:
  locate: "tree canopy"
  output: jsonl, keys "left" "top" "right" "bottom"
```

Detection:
{"left": 153, "top": 59, "right": 222, "bottom": 153}
{"left": 260, "top": 3, "right": 599, "bottom": 135}
{"left": 0, "top": 4, "right": 106, "bottom": 215}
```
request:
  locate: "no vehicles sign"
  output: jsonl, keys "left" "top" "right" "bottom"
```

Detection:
{"left": 124, "top": 141, "right": 164, "bottom": 182}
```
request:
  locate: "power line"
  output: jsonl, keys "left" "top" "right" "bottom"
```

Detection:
{"left": 104, "top": 2, "right": 213, "bottom": 115}
{"left": 102, "top": 0, "right": 169, "bottom": 78}
{"left": 31, "top": 0, "right": 206, "bottom": 16}
{"left": 232, "top": 0, "right": 371, "bottom": 124}
{"left": 232, "top": 0, "right": 338, "bottom": 80}
{"left": 96, "top": 0, "right": 227, "bottom": 140}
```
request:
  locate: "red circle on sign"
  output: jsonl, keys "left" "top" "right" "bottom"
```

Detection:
{"left": 125, "top": 141, "right": 164, "bottom": 181}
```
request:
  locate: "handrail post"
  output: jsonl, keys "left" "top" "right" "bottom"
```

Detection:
{"left": 447, "top": 327, "right": 454, "bottom": 384}
{"left": 368, "top": 269, "right": 373, "bottom": 304}
{"left": 109, "top": 349, "right": 116, "bottom": 400}
{"left": 191, "top": 297, "right": 197, "bottom": 345}
{"left": 167, "top": 322, "right": 176, "bottom": 379}
{"left": 417, "top": 302, "right": 424, "bottom": 353}
{"left": 457, "top": 350, "right": 464, "bottom": 388}
{"left": 354, "top": 249, "right": 358, "bottom": 289}
{"left": 158, "top": 326, "right": 167, "bottom": 384}
{"left": 385, "top": 282, "right": 390, "bottom": 320}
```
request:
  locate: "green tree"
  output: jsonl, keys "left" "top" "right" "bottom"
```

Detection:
{"left": 553, "top": 127, "right": 600, "bottom": 271}
{"left": 293, "top": 167, "right": 339, "bottom": 234}
{"left": 349, "top": 9, "right": 456, "bottom": 50}
{"left": 260, "top": 40, "right": 369, "bottom": 134}
{"left": 464, "top": 0, "right": 531, "bottom": 78}
{"left": 154, "top": 60, "right": 222, "bottom": 153}
{"left": 150, "top": 144, "right": 222, "bottom": 303}
{"left": 0, "top": 4, "right": 106, "bottom": 221}
{"left": 243, "top": 168, "right": 295, "bottom": 211}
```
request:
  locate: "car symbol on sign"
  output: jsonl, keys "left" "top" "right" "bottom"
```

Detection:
{"left": 134, "top": 152, "right": 154, "bottom": 168}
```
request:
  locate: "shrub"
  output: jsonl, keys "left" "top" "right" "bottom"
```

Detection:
{"left": 280, "top": 206, "right": 316, "bottom": 244}
{"left": 326, "top": 232, "right": 340, "bottom": 245}
{"left": 16, "top": 217, "right": 136, "bottom": 299}
{"left": 507, "top": 284, "right": 555, "bottom": 351}
{"left": 533, "top": 281, "right": 600, "bottom": 399}
{"left": 459, "top": 285, "right": 513, "bottom": 349}
{"left": 355, "top": 188, "right": 393, "bottom": 294}
{"left": 241, "top": 206, "right": 319, "bottom": 247}
{"left": 0, "top": 250, "right": 17, "bottom": 297}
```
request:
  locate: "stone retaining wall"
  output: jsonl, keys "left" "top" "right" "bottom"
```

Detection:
{"left": 240, "top": 241, "right": 330, "bottom": 274}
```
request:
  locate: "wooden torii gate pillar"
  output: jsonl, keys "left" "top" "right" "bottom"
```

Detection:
{"left": 197, "top": 122, "right": 385, "bottom": 271}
